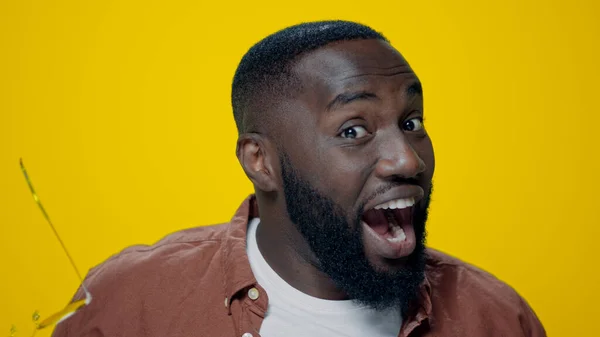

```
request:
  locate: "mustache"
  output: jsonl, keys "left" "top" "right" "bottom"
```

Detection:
{"left": 362, "top": 178, "right": 422, "bottom": 209}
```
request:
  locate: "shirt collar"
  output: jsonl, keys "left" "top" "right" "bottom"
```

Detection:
{"left": 221, "top": 195, "right": 432, "bottom": 325}
{"left": 221, "top": 195, "right": 260, "bottom": 313}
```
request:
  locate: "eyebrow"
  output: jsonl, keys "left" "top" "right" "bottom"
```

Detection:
{"left": 326, "top": 81, "right": 423, "bottom": 112}
{"left": 326, "top": 91, "right": 379, "bottom": 111}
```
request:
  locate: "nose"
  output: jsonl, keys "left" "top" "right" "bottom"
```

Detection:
{"left": 374, "top": 133, "right": 426, "bottom": 180}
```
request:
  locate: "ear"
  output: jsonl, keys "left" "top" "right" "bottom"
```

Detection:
{"left": 236, "top": 133, "right": 279, "bottom": 192}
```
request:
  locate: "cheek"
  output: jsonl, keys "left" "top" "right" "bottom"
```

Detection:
{"left": 313, "top": 150, "right": 372, "bottom": 209}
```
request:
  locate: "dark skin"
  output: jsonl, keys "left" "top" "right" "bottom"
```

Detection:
{"left": 237, "top": 39, "right": 435, "bottom": 300}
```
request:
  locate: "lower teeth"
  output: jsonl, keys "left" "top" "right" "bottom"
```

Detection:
{"left": 385, "top": 211, "right": 406, "bottom": 242}
{"left": 387, "top": 226, "right": 406, "bottom": 242}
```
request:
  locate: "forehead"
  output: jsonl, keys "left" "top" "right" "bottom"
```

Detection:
{"left": 291, "top": 39, "right": 418, "bottom": 105}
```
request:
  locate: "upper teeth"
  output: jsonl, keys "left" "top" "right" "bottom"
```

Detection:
{"left": 373, "top": 197, "right": 415, "bottom": 210}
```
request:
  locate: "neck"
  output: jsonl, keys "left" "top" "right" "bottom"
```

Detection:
{"left": 255, "top": 196, "right": 349, "bottom": 300}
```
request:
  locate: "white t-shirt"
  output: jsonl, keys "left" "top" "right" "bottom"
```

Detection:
{"left": 246, "top": 218, "right": 402, "bottom": 337}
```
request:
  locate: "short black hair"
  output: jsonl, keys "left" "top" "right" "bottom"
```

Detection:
{"left": 231, "top": 20, "right": 388, "bottom": 134}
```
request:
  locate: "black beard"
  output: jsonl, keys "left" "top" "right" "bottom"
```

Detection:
{"left": 280, "top": 153, "right": 431, "bottom": 314}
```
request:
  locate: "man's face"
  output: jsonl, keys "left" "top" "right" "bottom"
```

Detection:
{"left": 276, "top": 39, "right": 435, "bottom": 311}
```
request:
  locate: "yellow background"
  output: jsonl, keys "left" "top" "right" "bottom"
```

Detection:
{"left": 1, "top": 1, "right": 598, "bottom": 336}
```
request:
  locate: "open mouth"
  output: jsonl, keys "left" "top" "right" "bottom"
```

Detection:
{"left": 360, "top": 197, "right": 417, "bottom": 259}
{"left": 361, "top": 197, "right": 414, "bottom": 242}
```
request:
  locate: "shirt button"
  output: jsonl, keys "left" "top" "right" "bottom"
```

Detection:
{"left": 248, "top": 287, "right": 259, "bottom": 300}
{"left": 242, "top": 333, "right": 253, "bottom": 337}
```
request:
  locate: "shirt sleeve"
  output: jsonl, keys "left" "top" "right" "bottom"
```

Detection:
{"left": 50, "top": 249, "right": 136, "bottom": 337}
{"left": 50, "top": 280, "right": 104, "bottom": 337}
{"left": 50, "top": 243, "right": 168, "bottom": 337}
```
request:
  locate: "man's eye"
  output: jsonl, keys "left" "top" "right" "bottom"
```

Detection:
{"left": 402, "top": 117, "right": 424, "bottom": 132}
{"left": 340, "top": 125, "right": 369, "bottom": 139}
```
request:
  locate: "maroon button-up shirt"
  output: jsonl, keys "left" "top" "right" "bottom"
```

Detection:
{"left": 52, "top": 196, "right": 545, "bottom": 337}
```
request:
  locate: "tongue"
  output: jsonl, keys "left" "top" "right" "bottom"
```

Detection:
{"left": 362, "top": 209, "right": 389, "bottom": 235}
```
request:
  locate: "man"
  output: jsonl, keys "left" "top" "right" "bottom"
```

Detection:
{"left": 53, "top": 20, "right": 545, "bottom": 337}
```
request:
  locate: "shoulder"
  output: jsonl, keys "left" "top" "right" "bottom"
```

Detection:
{"left": 90, "top": 221, "right": 231, "bottom": 286}
{"left": 424, "top": 248, "right": 546, "bottom": 336}
{"left": 86, "top": 222, "right": 230, "bottom": 283}
{"left": 425, "top": 248, "right": 519, "bottom": 301}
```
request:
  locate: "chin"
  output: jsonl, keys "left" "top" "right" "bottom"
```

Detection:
{"left": 366, "top": 251, "right": 416, "bottom": 272}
